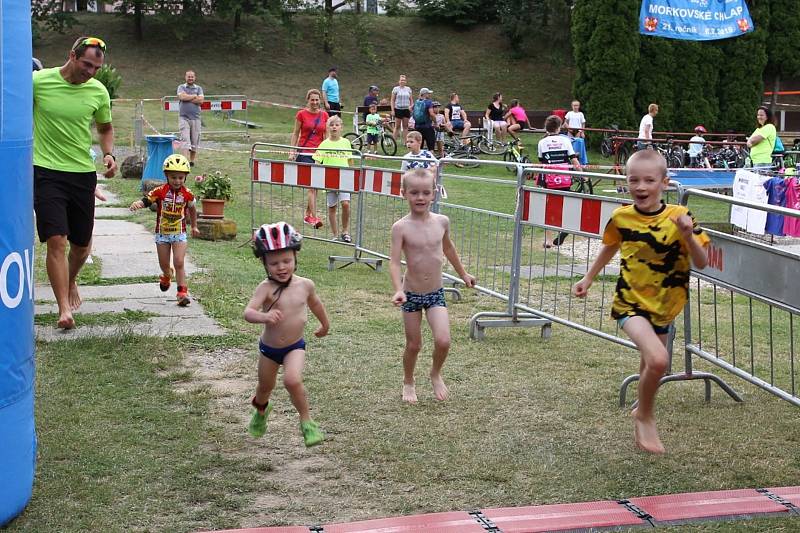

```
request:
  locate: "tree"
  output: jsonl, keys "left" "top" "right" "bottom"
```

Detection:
{"left": 499, "top": 0, "right": 572, "bottom": 57}
{"left": 670, "top": 41, "right": 721, "bottom": 132}
{"left": 574, "top": 0, "right": 640, "bottom": 136}
{"left": 764, "top": 0, "right": 800, "bottom": 110}
{"left": 634, "top": 37, "right": 675, "bottom": 132}
{"left": 416, "top": 0, "right": 498, "bottom": 28}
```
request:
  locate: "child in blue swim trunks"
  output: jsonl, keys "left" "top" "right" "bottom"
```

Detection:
{"left": 390, "top": 168, "right": 476, "bottom": 403}
{"left": 245, "top": 221, "right": 330, "bottom": 446}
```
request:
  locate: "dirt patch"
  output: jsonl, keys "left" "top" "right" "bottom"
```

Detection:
{"left": 180, "top": 347, "right": 372, "bottom": 528}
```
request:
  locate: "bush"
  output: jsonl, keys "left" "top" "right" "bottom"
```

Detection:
{"left": 94, "top": 65, "right": 122, "bottom": 100}
{"left": 416, "top": 0, "right": 498, "bottom": 27}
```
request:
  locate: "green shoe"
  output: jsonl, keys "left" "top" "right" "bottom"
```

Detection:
{"left": 248, "top": 403, "right": 272, "bottom": 438}
{"left": 300, "top": 420, "right": 324, "bottom": 447}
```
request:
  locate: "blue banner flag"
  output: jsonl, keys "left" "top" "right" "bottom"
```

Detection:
{"left": 640, "top": 0, "right": 754, "bottom": 41}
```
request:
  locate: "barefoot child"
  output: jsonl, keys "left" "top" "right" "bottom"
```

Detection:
{"left": 129, "top": 154, "right": 200, "bottom": 306}
{"left": 246, "top": 222, "right": 330, "bottom": 446}
{"left": 390, "top": 169, "right": 476, "bottom": 403}
{"left": 572, "top": 150, "right": 709, "bottom": 454}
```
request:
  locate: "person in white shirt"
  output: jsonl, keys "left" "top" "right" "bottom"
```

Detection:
{"left": 688, "top": 125, "right": 710, "bottom": 168}
{"left": 564, "top": 100, "right": 586, "bottom": 138}
{"left": 638, "top": 103, "right": 658, "bottom": 150}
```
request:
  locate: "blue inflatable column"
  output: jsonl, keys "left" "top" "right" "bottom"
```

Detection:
{"left": 0, "top": 0, "right": 37, "bottom": 526}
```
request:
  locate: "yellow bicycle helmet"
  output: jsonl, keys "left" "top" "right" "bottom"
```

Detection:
{"left": 162, "top": 154, "right": 191, "bottom": 173}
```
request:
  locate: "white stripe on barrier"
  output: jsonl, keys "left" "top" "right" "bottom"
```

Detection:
{"left": 163, "top": 100, "right": 247, "bottom": 112}
{"left": 362, "top": 167, "right": 403, "bottom": 197}
{"left": 251, "top": 160, "right": 361, "bottom": 192}
{"left": 521, "top": 188, "right": 628, "bottom": 237}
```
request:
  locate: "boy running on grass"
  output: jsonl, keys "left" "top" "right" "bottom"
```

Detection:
{"left": 129, "top": 154, "right": 199, "bottom": 306}
{"left": 246, "top": 222, "right": 330, "bottom": 447}
{"left": 390, "top": 169, "right": 476, "bottom": 403}
{"left": 572, "top": 150, "right": 709, "bottom": 454}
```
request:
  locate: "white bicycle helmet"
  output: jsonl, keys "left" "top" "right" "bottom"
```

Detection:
{"left": 253, "top": 221, "right": 302, "bottom": 258}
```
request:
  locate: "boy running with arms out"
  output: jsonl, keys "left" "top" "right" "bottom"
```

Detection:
{"left": 390, "top": 169, "right": 476, "bottom": 403}
{"left": 129, "top": 154, "right": 199, "bottom": 306}
{"left": 572, "top": 151, "right": 709, "bottom": 454}
{"left": 246, "top": 222, "right": 330, "bottom": 446}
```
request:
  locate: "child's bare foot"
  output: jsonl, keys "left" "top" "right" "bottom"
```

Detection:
{"left": 430, "top": 373, "right": 449, "bottom": 401}
{"left": 57, "top": 312, "right": 75, "bottom": 330}
{"left": 68, "top": 282, "right": 82, "bottom": 310}
{"left": 632, "top": 408, "right": 665, "bottom": 454}
{"left": 402, "top": 383, "right": 418, "bottom": 403}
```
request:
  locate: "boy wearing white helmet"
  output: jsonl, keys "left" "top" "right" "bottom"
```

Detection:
{"left": 245, "top": 221, "right": 330, "bottom": 446}
{"left": 129, "top": 154, "right": 200, "bottom": 306}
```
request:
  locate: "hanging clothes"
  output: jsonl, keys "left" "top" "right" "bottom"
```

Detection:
{"left": 763, "top": 176, "right": 787, "bottom": 236}
{"left": 783, "top": 176, "right": 800, "bottom": 237}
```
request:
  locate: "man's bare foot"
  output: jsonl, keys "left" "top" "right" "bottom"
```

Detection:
{"left": 68, "top": 282, "right": 82, "bottom": 310}
{"left": 431, "top": 373, "right": 449, "bottom": 401}
{"left": 632, "top": 408, "right": 665, "bottom": 454}
{"left": 402, "top": 383, "right": 418, "bottom": 403}
{"left": 57, "top": 312, "right": 75, "bottom": 330}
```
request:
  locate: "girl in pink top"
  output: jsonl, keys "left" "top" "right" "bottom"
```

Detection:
{"left": 290, "top": 89, "right": 329, "bottom": 229}
{"left": 783, "top": 175, "right": 800, "bottom": 237}
{"left": 506, "top": 99, "right": 530, "bottom": 141}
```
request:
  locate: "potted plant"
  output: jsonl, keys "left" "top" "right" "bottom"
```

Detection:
{"left": 194, "top": 170, "right": 233, "bottom": 219}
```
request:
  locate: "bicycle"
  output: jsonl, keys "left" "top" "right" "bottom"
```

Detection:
{"left": 344, "top": 122, "right": 398, "bottom": 156}
{"left": 600, "top": 124, "right": 620, "bottom": 158}
{"left": 443, "top": 136, "right": 482, "bottom": 168}
{"left": 502, "top": 138, "right": 531, "bottom": 172}
{"left": 652, "top": 137, "right": 685, "bottom": 168}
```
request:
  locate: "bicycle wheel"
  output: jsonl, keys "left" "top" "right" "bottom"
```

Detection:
{"left": 600, "top": 137, "right": 612, "bottom": 158}
{"left": 503, "top": 150, "right": 516, "bottom": 172}
{"left": 478, "top": 137, "right": 507, "bottom": 155}
{"left": 381, "top": 134, "right": 397, "bottom": 156}
{"left": 344, "top": 132, "right": 363, "bottom": 152}
{"left": 451, "top": 151, "right": 480, "bottom": 169}
{"left": 616, "top": 144, "right": 630, "bottom": 166}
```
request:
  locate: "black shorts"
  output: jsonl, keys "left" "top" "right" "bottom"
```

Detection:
{"left": 517, "top": 121, "right": 529, "bottom": 130}
{"left": 395, "top": 108, "right": 411, "bottom": 119}
{"left": 416, "top": 126, "right": 436, "bottom": 151}
{"left": 328, "top": 102, "right": 341, "bottom": 116}
{"left": 34, "top": 166, "right": 96, "bottom": 246}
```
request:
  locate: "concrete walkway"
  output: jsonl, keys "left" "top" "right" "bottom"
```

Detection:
{"left": 35, "top": 178, "right": 225, "bottom": 341}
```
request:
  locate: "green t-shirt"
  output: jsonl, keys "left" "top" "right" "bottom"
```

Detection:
{"left": 33, "top": 67, "right": 112, "bottom": 172}
{"left": 313, "top": 137, "right": 353, "bottom": 167}
{"left": 365, "top": 113, "right": 382, "bottom": 135}
{"left": 749, "top": 123, "right": 776, "bottom": 165}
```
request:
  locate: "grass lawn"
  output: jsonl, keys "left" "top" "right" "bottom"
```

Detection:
{"left": 11, "top": 122, "right": 800, "bottom": 532}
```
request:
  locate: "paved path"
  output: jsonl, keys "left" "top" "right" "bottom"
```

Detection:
{"left": 35, "top": 178, "right": 225, "bottom": 341}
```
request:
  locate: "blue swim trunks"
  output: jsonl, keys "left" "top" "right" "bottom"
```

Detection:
{"left": 401, "top": 287, "right": 447, "bottom": 313}
{"left": 259, "top": 338, "right": 306, "bottom": 365}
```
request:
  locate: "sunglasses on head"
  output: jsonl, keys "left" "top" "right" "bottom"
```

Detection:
{"left": 74, "top": 37, "right": 106, "bottom": 52}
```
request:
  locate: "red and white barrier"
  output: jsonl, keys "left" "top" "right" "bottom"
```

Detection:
{"left": 362, "top": 167, "right": 403, "bottom": 197}
{"left": 521, "top": 188, "right": 627, "bottom": 237}
{"left": 163, "top": 99, "right": 247, "bottom": 112}
{"left": 252, "top": 160, "right": 361, "bottom": 192}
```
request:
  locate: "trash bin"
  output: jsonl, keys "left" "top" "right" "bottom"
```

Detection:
{"left": 142, "top": 134, "right": 176, "bottom": 185}
{"left": 552, "top": 109, "right": 567, "bottom": 121}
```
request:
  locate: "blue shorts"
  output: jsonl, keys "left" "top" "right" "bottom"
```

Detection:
{"left": 617, "top": 315, "right": 671, "bottom": 335}
{"left": 155, "top": 232, "right": 187, "bottom": 244}
{"left": 401, "top": 288, "right": 447, "bottom": 313}
{"left": 451, "top": 120, "right": 465, "bottom": 130}
{"left": 366, "top": 133, "right": 379, "bottom": 144}
{"left": 259, "top": 338, "right": 306, "bottom": 365}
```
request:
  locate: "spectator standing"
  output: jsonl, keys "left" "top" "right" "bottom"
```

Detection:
{"left": 33, "top": 36, "right": 117, "bottom": 330}
{"left": 391, "top": 74, "right": 413, "bottom": 140}
{"left": 321, "top": 67, "right": 341, "bottom": 117}
{"left": 412, "top": 88, "right": 437, "bottom": 151}
{"left": 363, "top": 85, "right": 379, "bottom": 121}
{"left": 485, "top": 92, "right": 508, "bottom": 143}
{"left": 638, "top": 103, "right": 658, "bottom": 150}
{"left": 177, "top": 70, "right": 204, "bottom": 167}
{"left": 444, "top": 93, "right": 472, "bottom": 144}
{"left": 290, "top": 89, "right": 329, "bottom": 229}
{"left": 747, "top": 106, "right": 777, "bottom": 170}
{"left": 564, "top": 100, "right": 586, "bottom": 138}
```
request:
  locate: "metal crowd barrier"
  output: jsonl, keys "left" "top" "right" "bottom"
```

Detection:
{"left": 162, "top": 94, "right": 250, "bottom": 138}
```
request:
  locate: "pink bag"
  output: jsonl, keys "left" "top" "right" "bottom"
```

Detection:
{"left": 539, "top": 164, "right": 572, "bottom": 190}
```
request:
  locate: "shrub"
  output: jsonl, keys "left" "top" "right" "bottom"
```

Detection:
{"left": 94, "top": 65, "right": 122, "bottom": 100}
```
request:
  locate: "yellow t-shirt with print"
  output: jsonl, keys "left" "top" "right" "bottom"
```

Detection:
{"left": 602, "top": 203, "right": 710, "bottom": 327}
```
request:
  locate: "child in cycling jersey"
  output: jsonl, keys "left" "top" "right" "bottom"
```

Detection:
{"left": 245, "top": 221, "right": 330, "bottom": 447}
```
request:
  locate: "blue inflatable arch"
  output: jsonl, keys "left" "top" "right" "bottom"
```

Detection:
{"left": 0, "top": 0, "right": 37, "bottom": 525}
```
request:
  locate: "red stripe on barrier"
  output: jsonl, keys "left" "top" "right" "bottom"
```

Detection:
{"left": 200, "top": 101, "right": 212, "bottom": 110}
{"left": 252, "top": 161, "right": 259, "bottom": 182}
{"left": 522, "top": 190, "right": 530, "bottom": 222}
{"left": 372, "top": 170, "right": 382, "bottom": 193}
{"left": 353, "top": 169, "right": 362, "bottom": 191}
{"left": 241, "top": 100, "right": 247, "bottom": 110}
{"left": 390, "top": 172, "right": 402, "bottom": 197}
{"left": 325, "top": 167, "right": 340, "bottom": 189}
{"left": 270, "top": 162, "right": 284, "bottom": 184}
{"left": 163, "top": 102, "right": 170, "bottom": 110}
{"left": 580, "top": 198, "right": 602, "bottom": 234}
{"left": 544, "top": 194, "right": 564, "bottom": 227}
{"left": 221, "top": 101, "right": 232, "bottom": 110}
{"left": 297, "top": 164, "right": 311, "bottom": 187}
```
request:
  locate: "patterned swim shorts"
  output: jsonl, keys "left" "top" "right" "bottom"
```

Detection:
{"left": 154, "top": 232, "right": 187, "bottom": 244}
{"left": 401, "top": 287, "right": 447, "bottom": 313}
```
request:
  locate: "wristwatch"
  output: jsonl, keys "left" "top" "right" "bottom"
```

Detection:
{"left": 104, "top": 153, "right": 115, "bottom": 161}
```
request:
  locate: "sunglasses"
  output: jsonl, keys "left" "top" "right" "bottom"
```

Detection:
{"left": 74, "top": 37, "right": 106, "bottom": 52}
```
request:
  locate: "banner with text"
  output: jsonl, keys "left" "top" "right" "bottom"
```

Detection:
{"left": 640, "top": 0, "right": 754, "bottom": 41}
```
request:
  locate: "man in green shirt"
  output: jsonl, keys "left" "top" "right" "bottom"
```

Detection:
{"left": 33, "top": 36, "right": 117, "bottom": 330}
